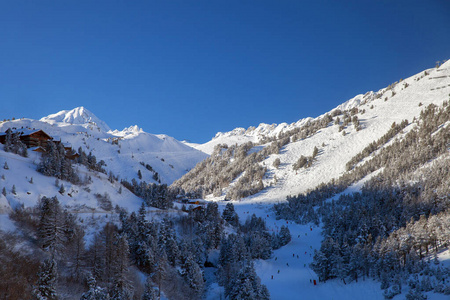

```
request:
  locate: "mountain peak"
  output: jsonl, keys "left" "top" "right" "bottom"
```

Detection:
{"left": 40, "top": 106, "right": 111, "bottom": 132}
{"left": 110, "top": 125, "right": 144, "bottom": 138}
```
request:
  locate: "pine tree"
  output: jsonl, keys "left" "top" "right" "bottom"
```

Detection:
{"left": 226, "top": 261, "right": 268, "bottom": 300}
{"left": 181, "top": 254, "right": 204, "bottom": 296}
{"left": 142, "top": 278, "right": 158, "bottom": 300}
{"left": 80, "top": 274, "right": 109, "bottom": 300}
{"left": 38, "top": 196, "right": 68, "bottom": 255}
{"left": 111, "top": 234, "right": 132, "bottom": 287}
{"left": 38, "top": 141, "right": 78, "bottom": 183}
{"left": 278, "top": 225, "right": 291, "bottom": 246}
{"left": 11, "top": 184, "right": 16, "bottom": 195}
{"left": 65, "top": 226, "right": 86, "bottom": 280}
{"left": 222, "top": 202, "right": 239, "bottom": 227}
{"left": 33, "top": 258, "right": 58, "bottom": 300}
{"left": 311, "top": 250, "right": 330, "bottom": 282}
{"left": 158, "top": 218, "right": 179, "bottom": 266}
{"left": 87, "top": 234, "right": 106, "bottom": 282}
{"left": 273, "top": 158, "right": 281, "bottom": 169}
{"left": 3, "top": 161, "right": 9, "bottom": 170}
{"left": 59, "top": 184, "right": 65, "bottom": 194}
{"left": 3, "top": 128, "right": 12, "bottom": 152}
{"left": 101, "top": 223, "right": 119, "bottom": 282}
{"left": 313, "top": 146, "right": 319, "bottom": 158}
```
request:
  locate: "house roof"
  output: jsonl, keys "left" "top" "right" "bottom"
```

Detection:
{"left": 0, "top": 129, "right": 53, "bottom": 140}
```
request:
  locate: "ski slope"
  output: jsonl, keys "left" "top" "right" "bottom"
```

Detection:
{"left": 201, "top": 61, "right": 450, "bottom": 299}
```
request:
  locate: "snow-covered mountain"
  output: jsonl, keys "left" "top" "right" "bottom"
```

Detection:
{"left": 187, "top": 60, "right": 450, "bottom": 203}
{"left": 40, "top": 106, "right": 112, "bottom": 132}
{"left": 193, "top": 93, "right": 368, "bottom": 155}
{"left": 1, "top": 107, "right": 208, "bottom": 185}
{"left": 0, "top": 61, "right": 449, "bottom": 300}
{"left": 176, "top": 60, "right": 450, "bottom": 300}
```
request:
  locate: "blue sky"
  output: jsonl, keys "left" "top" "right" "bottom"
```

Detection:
{"left": 1, "top": 1, "right": 449, "bottom": 143}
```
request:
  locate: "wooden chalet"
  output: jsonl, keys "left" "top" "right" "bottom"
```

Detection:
{"left": 0, "top": 128, "right": 79, "bottom": 159}
{"left": 20, "top": 130, "right": 53, "bottom": 147}
{"left": 29, "top": 146, "right": 46, "bottom": 153}
{"left": 0, "top": 129, "right": 53, "bottom": 148}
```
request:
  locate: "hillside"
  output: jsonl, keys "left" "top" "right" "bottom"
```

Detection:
{"left": 172, "top": 61, "right": 450, "bottom": 299}
{"left": 176, "top": 60, "right": 450, "bottom": 203}
{"left": 0, "top": 107, "right": 207, "bottom": 185}
{"left": 0, "top": 61, "right": 448, "bottom": 300}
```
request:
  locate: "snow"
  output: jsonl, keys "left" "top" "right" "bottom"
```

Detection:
{"left": 0, "top": 149, "right": 143, "bottom": 213}
{"left": 1, "top": 107, "right": 207, "bottom": 185}
{"left": 0, "top": 214, "right": 16, "bottom": 232}
{"left": 193, "top": 118, "right": 313, "bottom": 155}
{"left": 202, "top": 62, "right": 450, "bottom": 204}
{"left": 40, "top": 106, "right": 111, "bottom": 132}
{"left": 1, "top": 62, "right": 449, "bottom": 299}
{"left": 202, "top": 62, "right": 450, "bottom": 299}
{"left": 438, "top": 249, "right": 450, "bottom": 269}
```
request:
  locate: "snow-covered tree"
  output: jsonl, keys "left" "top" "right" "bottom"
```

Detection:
{"left": 141, "top": 278, "right": 158, "bottom": 300}
{"left": 181, "top": 254, "right": 204, "bottom": 296}
{"left": 80, "top": 274, "right": 109, "bottom": 300}
{"left": 273, "top": 157, "right": 281, "bottom": 169}
{"left": 38, "top": 196, "right": 69, "bottom": 255}
{"left": 222, "top": 202, "right": 239, "bottom": 227}
{"left": 278, "top": 225, "right": 291, "bottom": 246}
{"left": 33, "top": 258, "right": 58, "bottom": 300}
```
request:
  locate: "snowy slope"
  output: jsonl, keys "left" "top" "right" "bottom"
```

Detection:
{"left": 1, "top": 61, "right": 449, "bottom": 300}
{"left": 193, "top": 93, "right": 370, "bottom": 155}
{"left": 0, "top": 148, "right": 143, "bottom": 213}
{"left": 1, "top": 107, "right": 208, "bottom": 185}
{"left": 198, "top": 61, "right": 450, "bottom": 203}
{"left": 201, "top": 61, "right": 450, "bottom": 300}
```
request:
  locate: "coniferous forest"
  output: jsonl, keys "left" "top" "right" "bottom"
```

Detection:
{"left": 0, "top": 66, "right": 449, "bottom": 299}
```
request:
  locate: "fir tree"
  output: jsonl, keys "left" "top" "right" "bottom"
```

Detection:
{"left": 278, "top": 225, "right": 291, "bottom": 246}
{"left": 33, "top": 258, "right": 58, "bottom": 300}
{"left": 80, "top": 274, "right": 109, "bottom": 300}
{"left": 3, "top": 128, "right": 12, "bottom": 152}
{"left": 59, "top": 184, "right": 65, "bottom": 194}
{"left": 222, "top": 202, "right": 239, "bottom": 227}
{"left": 273, "top": 157, "right": 281, "bottom": 169}
{"left": 181, "top": 254, "right": 204, "bottom": 296}
{"left": 37, "top": 196, "right": 72, "bottom": 256}
{"left": 142, "top": 278, "right": 158, "bottom": 300}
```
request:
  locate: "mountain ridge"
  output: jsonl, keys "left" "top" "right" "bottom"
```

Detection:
{"left": 2, "top": 108, "right": 208, "bottom": 185}
{"left": 174, "top": 60, "right": 450, "bottom": 203}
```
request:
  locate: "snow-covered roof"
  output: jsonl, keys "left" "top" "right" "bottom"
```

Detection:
{"left": 0, "top": 128, "right": 52, "bottom": 139}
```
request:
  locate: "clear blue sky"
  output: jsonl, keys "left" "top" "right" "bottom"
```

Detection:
{"left": 1, "top": 1, "right": 449, "bottom": 143}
